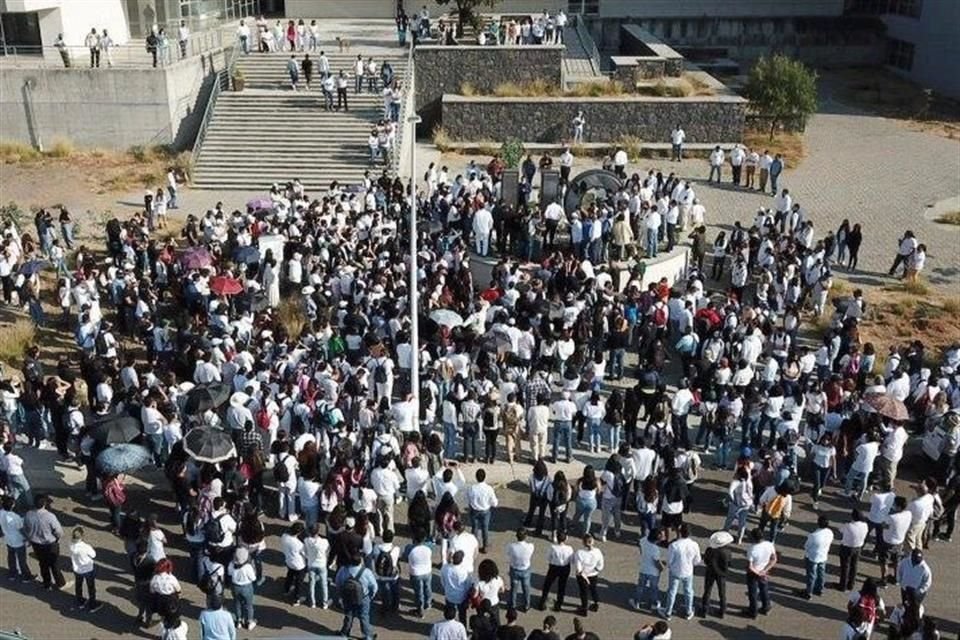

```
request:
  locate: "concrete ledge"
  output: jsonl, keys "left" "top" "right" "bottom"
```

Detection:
{"left": 442, "top": 141, "right": 741, "bottom": 158}
{"left": 611, "top": 246, "right": 690, "bottom": 292}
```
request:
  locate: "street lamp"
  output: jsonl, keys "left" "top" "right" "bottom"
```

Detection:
{"left": 407, "top": 114, "right": 422, "bottom": 420}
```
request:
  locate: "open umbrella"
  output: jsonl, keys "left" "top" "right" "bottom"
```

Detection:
{"left": 183, "top": 427, "right": 237, "bottom": 464}
{"left": 96, "top": 444, "right": 152, "bottom": 475}
{"left": 246, "top": 197, "right": 273, "bottom": 211}
{"left": 19, "top": 259, "right": 50, "bottom": 276}
{"left": 184, "top": 382, "right": 231, "bottom": 414}
{"left": 180, "top": 246, "right": 212, "bottom": 270}
{"left": 233, "top": 246, "right": 261, "bottom": 265}
{"left": 92, "top": 415, "right": 142, "bottom": 445}
{"left": 429, "top": 309, "right": 464, "bottom": 328}
{"left": 863, "top": 394, "right": 910, "bottom": 422}
{"left": 210, "top": 275, "right": 244, "bottom": 296}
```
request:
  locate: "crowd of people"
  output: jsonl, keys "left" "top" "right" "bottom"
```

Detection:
{"left": 0, "top": 142, "right": 957, "bottom": 640}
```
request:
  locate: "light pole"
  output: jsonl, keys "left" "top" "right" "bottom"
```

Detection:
{"left": 407, "top": 114, "right": 422, "bottom": 420}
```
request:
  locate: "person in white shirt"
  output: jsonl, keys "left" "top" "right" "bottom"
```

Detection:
{"left": 658, "top": 524, "right": 701, "bottom": 620}
{"left": 281, "top": 521, "right": 307, "bottom": 605}
{"left": 466, "top": 469, "right": 499, "bottom": 553}
{"left": 905, "top": 479, "right": 935, "bottom": 550}
{"left": 572, "top": 110, "right": 585, "bottom": 144}
{"left": 177, "top": 20, "right": 190, "bottom": 59}
{"left": 371, "top": 458, "right": 402, "bottom": 534}
{"left": 888, "top": 230, "right": 918, "bottom": 278}
{"left": 69, "top": 526, "right": 102, "bottom": 611}
{"left": 304, "top": 524, "right": 331, "bottom": 609}
{"left": 505, "top": 528, "right": 535, "bottom": 611}
{"left": 844, "top": 435, "right": 880, "bottom": 500}
{"left": 0, "top": 496, "right": 33, "bottom": 580}
{"left": 878, "top": 424, "right": 908, "bottom": 487}
{"left": 745, "top": 526, "right": 777, "bottom": 618}
{"left": 838, "top": 509, "right": 869, "bottom": 591}
{"left": 670, "top": 125, "right": 685, "bottom": 161}
{"left": 708, "top": 146, "right": 724, "bottom": 183}
{"left": 229, "top": 546, "right": 258, "bottom": 629}
{"left": 799, "top": 515, "right": 833, "bottom": 599}
{"left": 237, "top": 19, "right": 251, "bottom": 54}
{"left": 629, "top": 527, "right": 666, "bottom": 611}
{"left": 613, "top": 146, "right": 628, "bottom": 179}
{"left": 879, "top": 496, "right": 912, "bottom": 584}
{"left": 431, "top": 602, "right": 469, "bottom": 640}
{"left": 758, "top": 150, "right": 772, "bottom": 192}
{"left": 407, "top": 533, "right": 434, "bottom": 616}
{"left": 895, "top": 548, "right": 932, "bottom": 604}
{"left": 730, "top": 145, "right": 746, "bottom": 185}
{"left": 574, "top": 534, "right": 604, "bottom": 617}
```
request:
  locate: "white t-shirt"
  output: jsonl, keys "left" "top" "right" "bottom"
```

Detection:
{"left": 281, "top": 533, "right": 306, "bottom": 570}
{"left": 408, "top": 543, "right": 433, "bottom": 577}
{"left": 665, "top": 538, "right": 700, "bottom": 578}
{"left": 474, "top": 576, "right": 503, "bottom": 606}
{"left": 883, "top": 511, "right": 912, "bottom": 545}
{"left": 804, "top": 528, "right": 834, "bottom": 563}
{"left": 507, "top": 540, "right": 535, "bottom": 571}
{"left": 747, "top": 540, "right": 776, "bottom": 574}
{"left": 69, "top": 540, "right": 97, "bottom": 574}
{"left": 639, "top": 537, "right": 662, "bottom": 576}
{"left": 851, "top": 441, "right": 880, "bottom": 473}
{"left": 839, "top": 521, "right": 869, "bottom": 548}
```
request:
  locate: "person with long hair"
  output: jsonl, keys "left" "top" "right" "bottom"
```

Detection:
{"left": 473, "top": 558, "right": 505, "bottom": 625}
{"left": 434, "top": 492, "right": 460, "bottom": 565}
{"left": 573, "top": 466, "right": 599, "bottom": 537}
{"left": 238, "top": 502, "right": 266, "bottom": 586}
{"left": 408, "top": 490, "right": 432, "bottom": 538}
{"left": 525, "top": 459, "right": 551, "bottom": 535}
{"left": 547, "top": 470, "right": 570, "bottom": 542}
{"left": 149, "top": 557, "right": 181, "bottom": 625}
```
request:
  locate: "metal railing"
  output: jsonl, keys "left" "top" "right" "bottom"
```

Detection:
{"left": 392, "top": 41, "right": 416, "bottom": 179}
{"left": 572, "top": 14, "right": 602, "bottom": 75}
{"left": 192, "top": 44, "right": 240, "bottom": 161}
{"left": 0, "top": 29, "right": 224, "bottom": 69}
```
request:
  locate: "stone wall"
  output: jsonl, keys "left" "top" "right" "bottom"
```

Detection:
{"left": 0, "top": 49, "right": 226, "bottom": 150}
{"left": 413, "top": 45, "right": 563, "bottom": 129}
{"left": 441, "top": 94, "right": 746, "bottom": 143}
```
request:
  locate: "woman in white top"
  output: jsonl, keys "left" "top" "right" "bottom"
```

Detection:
{"left": 149, "top": 558, "right": 181, "bottom": 616}
{"left": 710, "top": 231, "right": 728, "bottom": 280}
{"left": 810, "top": 433, "right": 837, "bottom": 509}
{"left": 229, "top": 547, "right": 258, "bottom": 629}
{"left": 281, "top": 522, "right": 307, "bottom": 605}
{"left": 297, "top": 472, "right": 321, "bottom": 531}
{"left": 304, "top": 524, "right": 331, "bottom": 608}
{"left": 473, "top": 558, "right": 505, "bottom": 623}
{"left": 144, "top": 514, "right": 167, "bottom": 562}
{"left": 583, "top": 392, "right": 605, "bottom": 453}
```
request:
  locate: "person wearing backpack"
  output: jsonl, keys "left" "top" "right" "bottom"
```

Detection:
{"left": 102, "top": 473, "right": 127, "bottom": 533}
{"left": 335, "top": 555, "right": 378, "bottom": 640}
{"left": 373, "top": 529, "right": 401, "bottom": 612}
{"left": 757, "top": 482, "right": 792, "bottom": 543}
{"left": 198, "top": 547, "right": 225, "bottom": 609}
{"left": 599, "top": 457, "right": 625, "bottom": 542}
{"left": 204, "top": 498, "right": 237, "bottom": 567}
{"left": 845, "top": 578, "right": 886, "bottom": 640}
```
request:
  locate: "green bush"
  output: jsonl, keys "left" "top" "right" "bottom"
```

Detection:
{"left": 500, "top": 139, "right": 525, "bottom": 168}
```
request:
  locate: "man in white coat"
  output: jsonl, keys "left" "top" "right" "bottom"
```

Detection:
{"left": 472, "top": 205, "right": 494, "bottom": 257}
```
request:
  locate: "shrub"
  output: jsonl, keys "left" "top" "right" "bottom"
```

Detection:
{"left": 129, "top": 144, "right": 148, "bottom": 162}
{"left": 500, "top": 139, "right": 525, "bottom": 168}
{"left": 0, "top": 141, "right": 42, "bottom": 163}
{"left": 172, "top": 151, "right": 194, "bottom": 182}
{"left": 943, "top": 298, "right": 960, "bottom": 314}
{"left": 493, "top": 79, "right": 560, "bottom": 97}
{"left": 0, "top": 319, "right": 37, "bottom": 366}
{"left": 745, "top": 54, "right": 818, "bottom": 139}
{"left": 616, "top": 135, "right": 643, "bottom": 161}
{"left": 432, "top": 126, "right": 454, "bottom": 152}
{"left": 477, "top": 140, "right": 500, "bottom": 156}
{"left": 566, "top": 80, "right": 626, "bottom": 97}
{"left": 459, "top": 81, "right": 478, "bottom": 96}
{"left": 45, "top": 137, "right": 74, "bottom": 158}
{"left": 936, "top": 210, "right": 960, "bottom": 225}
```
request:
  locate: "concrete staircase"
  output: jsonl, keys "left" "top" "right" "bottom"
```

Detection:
{"left": 193, "top": 51, "right": 408, "bottom": 191}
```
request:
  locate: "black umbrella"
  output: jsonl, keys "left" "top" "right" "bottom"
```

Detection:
{"left": 183, "top": 427, "right": 237, "bottom": 464}
{"left": 184, "top": 382, "right": 231, "bottom": 414}
{"left": 92, "top": 415, "right": 142, "bottom": 445}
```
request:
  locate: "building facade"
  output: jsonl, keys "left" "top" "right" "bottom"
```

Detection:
{"left": 847, "top": 0, "right": 960, "bottom": 98}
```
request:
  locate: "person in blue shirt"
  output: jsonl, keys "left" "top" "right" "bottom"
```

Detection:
{"left": 199, "top": 595, "right": 236, "bottom": 640}
{"left": 335, "top": 556, "right": 379, "bottom": 640}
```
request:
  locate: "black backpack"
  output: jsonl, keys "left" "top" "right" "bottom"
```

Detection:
{"left": 198, "top": 565, "right": 221, "bottom": 594}
{"left": 374, "top": 361, "right": 388, "bottom": 384}
{"left": 273, "top": 454, "right": 290, "bottom": 483}
{"left": 374, "top": 549, "right": 397, "bottom": 578}
{"left": 203, "top": 514, "right": 226, "bottom": 545}
{"left": 611, "top": 473, "right": 626, "bottom": 498}
{"left": 341, "top": 568, "right": 367, "bottom": 608}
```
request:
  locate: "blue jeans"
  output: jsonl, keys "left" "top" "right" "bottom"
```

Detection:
{"left": 646, "top": 228, "right": 658, "bottom": 257}
{"left": 574, "top": 493, "right": 597, "bottom": 536}
{"left": 239, "top": 35, "right": 249, "bottom": 54}
{"left": 412, "top": 574, "right": 432, "bottom": 612}
{"left": 146, "top": 433, "right": 165, "bottom": 465}
{"left": 812, "top": 465, "right": 829, "bottom": 501}
{"left": 462, "top": 423, "right": 478, "bottom": 460}
{"left": 715, "top": 434, "right": 731, "bottom": 469}
{"left": 232, "top": 581, "right": 255, "bottom": 625}
{"left": 7, "top": 473, "right": 33, "bottom": 510}
{"left": 588, "top": 418, "right": 603, "bottom": 450}
{"left": 188, "top": 540, "right": 204, "bottom": 583}
{"left": 746, "top": 571, "right": 769, "bottom": 615}
{"left": 608, "top": 348, "right": 625, "bottom": 378}
{"left": 308, "top": 566, "right": 328, "bottom": 607}
{"left": 6, "top": 545, "right": 31, "bottom": 579}
{"left": 844, "top": 468, "right": 867, "bottom": 499}
{"left": 166, "top": 186, "right": 177, "bottom": 209}
{"left": 443, "top": 422, "right": 458, "bottom": 460}
{"left": 663, "top": 574, "right": 693, "bottom": 617}
{"left": 378, "top": 578, "right": 399, "bottom": 610}
{"left": 723, "top": 503, "right": 749, "bottom": 539}
{"left": 74, "top": 568, "right": 97, "bottom": 606}
{"left": 303, "top": 504, "right": 319, "bottom": 531}
{"left": 636, "top": 572, "right": 660, "bottom": 609}
{"left": 805, "top": 559, "right": 825, "bottom": 596}
{"left": 471, "top": 509, "right": 491, "bottom": 549}
{"left": 609, "top": 424, "right": 622, "bottom": 451}
{"left": 709, "top": 165, "right": 721, "bottom": 182}
{"left": 552, "top": 421, "right": 572, "bottom": 462}
{"left": 340, "top": 599, "right": 373, "bottom": 640}
{"left": 742, "top": 413, "right": 761, "bottom": 446}
{"left": 509, "top": 567, "right": 531, "bottom": 610}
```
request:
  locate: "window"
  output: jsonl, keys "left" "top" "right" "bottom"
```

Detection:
{"left": 887, "top": 37, "right": 914, "bottom": 70}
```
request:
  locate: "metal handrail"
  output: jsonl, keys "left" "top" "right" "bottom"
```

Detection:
{"left": 192, "top": 44, "right": 240, "bottom": 161}
{"left": 392, "top": 41, "right": 416, "bottom": 178}
{"left": 573, "top": 14, "right": 601, "bottom": 75}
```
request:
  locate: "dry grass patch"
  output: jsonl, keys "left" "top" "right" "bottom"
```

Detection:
{"left": 615, "top": 135, "right": 643, "bottom": 161}
{"left": 277, "top": 297, "right": 307, "bottom": 338}
{"left": 0, "top": 319, "right": 37, "bottom": 367}
{"left": 858, "top": 283, "right": 960, "bottom": 359}
{"left": 743, "top": 131, "right": 807, "bottom": 167}
{"left": 432, "top": 126, "right": 454, "bottom": 152}
{"left": 566, "top": 80, "right": 627, "bottom": 97}
{"left": 459, "top": 81, "right": 478, "bottom": 97}
{"left": 936, "top": 210, "right": 960, "bottom": 225}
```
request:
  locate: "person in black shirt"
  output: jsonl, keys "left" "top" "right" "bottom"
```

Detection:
{"left": 526, "top": 615, "right": 560, "bottom": 640}
{"left": 562, "top": 617, "right": 599, "bottom": 640}
{"left": 497, "top": 607, "right": 526, "bottom": 640}
{"left": 699, "top": 530, "right": 733, "bottom": 618}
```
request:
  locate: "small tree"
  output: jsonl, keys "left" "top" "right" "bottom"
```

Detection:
{"left": 435, "top": 0, "right": 497, "bottom": 37}
{"left": 745, "top": 54, "right": 818, "bottom": 139}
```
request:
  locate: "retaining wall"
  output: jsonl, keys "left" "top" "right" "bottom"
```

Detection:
{"left": 0, "top": 49, "right": 226, "bottom": 150}
{"left": 413, "top": 44, "right": 563, "bottom": 129}
{"left": 441, "top": 94, "right": 746, "bottom": 144}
